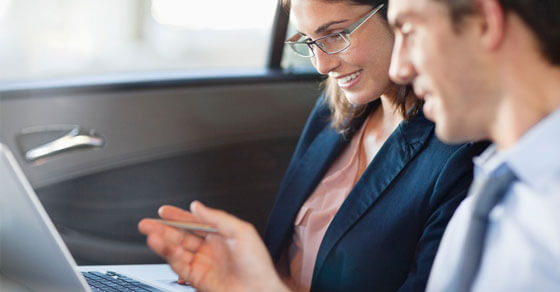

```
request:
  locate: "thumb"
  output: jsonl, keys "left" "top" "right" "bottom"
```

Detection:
{"left": 190, "top": 201, "right": 247, "bottom": 238}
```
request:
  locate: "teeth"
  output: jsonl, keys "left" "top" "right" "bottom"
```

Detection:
{"left": 338, "top": 71, "right": 361, "bottom": 85}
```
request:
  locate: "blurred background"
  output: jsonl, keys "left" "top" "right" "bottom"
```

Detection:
{"left": 0, "top": 0, "right": 311, "bottom": 82}
{"left": 0, "top": 0, "right": 320, "bottom": 265}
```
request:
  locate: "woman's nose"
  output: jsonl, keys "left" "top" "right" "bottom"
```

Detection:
{"left": 311, "top": 48, "right": 340, "bottom": 75}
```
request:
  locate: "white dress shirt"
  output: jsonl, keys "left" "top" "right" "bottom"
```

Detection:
{"left": 427, "top": 109, "right": 560, "bottom": 292}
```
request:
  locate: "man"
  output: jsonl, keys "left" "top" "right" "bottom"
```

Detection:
{"left": 139, "top": 0, "right": 560, "bottom": 291}
{"left": 388, "top": 0, "right": 560, "bottom": 291}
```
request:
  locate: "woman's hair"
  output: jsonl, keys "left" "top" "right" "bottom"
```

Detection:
{"left": 283, "top": 0, "right": 422, "bottom": 133}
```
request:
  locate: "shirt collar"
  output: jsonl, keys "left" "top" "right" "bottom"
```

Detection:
{"left": 473, "top": 144, "right": 507, "bottom": 178}
{"left": 508, "top": 108, "right": 560, "bottom": 187}
{"left": 474, "top": 108, "right": 560, "bottom": 188}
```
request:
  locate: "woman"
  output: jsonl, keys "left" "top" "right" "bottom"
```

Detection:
{"left": 139, "top": 0, "right": 486, "bottom": 291}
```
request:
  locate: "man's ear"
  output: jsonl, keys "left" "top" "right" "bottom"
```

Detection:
{"left": 477, "top": 0, "right": 506, "bottom": 50}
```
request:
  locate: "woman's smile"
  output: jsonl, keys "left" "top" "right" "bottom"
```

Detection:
{"left": 336, "top": 70, "right": 363, "bottom": 89}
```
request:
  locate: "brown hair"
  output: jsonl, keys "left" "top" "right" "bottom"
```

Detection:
{"left": 283, "top": 0, "right": 422, "bottom": 133}
{"left": 436, "top": 0, "right": 560, "bottom": 65}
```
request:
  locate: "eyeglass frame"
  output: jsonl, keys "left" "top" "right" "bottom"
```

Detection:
{"left": 285, "top": 3, "right": 385, "bottom": 58}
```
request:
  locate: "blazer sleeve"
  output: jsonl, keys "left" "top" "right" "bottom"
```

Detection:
{"left": 397, "top": 141, "right": 489, "bottom": 292}
{"left": 264, "top": 94, "right": 331, "bottom": 256}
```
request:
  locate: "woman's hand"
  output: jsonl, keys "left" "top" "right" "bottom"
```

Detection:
{"left": 138, "top": 201, "right": 289, "bottom": 292}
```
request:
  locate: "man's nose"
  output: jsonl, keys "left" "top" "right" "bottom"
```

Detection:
{"left": 312, "top": 47, "right": 340, "bottom": 75}
{"left": 389, "top": 37, "right": 416, "bottom": 85}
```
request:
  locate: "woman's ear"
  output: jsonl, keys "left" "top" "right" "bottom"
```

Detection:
{"left": 476, "top": 0, "right": 506, "bottom": 50}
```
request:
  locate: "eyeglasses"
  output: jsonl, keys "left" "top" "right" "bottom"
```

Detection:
{"left": 285, "top": 4, "right": 384, "bottom": 58}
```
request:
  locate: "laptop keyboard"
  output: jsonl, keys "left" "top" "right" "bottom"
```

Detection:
{"left": 82, "top": 271, "right": 164, "bottom": 292}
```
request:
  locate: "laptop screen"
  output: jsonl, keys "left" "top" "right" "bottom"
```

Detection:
{"left": 0, "top": 144, "right": 90, "bottom": 291}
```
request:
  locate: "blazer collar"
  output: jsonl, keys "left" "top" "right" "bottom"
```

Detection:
{"left": 267, "top": 104, "right": 373, "bottom": 259}
{"left": 311, "top": 110, "right": 434, "bottom": 283}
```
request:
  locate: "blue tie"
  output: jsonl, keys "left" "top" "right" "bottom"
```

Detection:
{"left": 452, "top": 164, "right": 517, "bottom": 292}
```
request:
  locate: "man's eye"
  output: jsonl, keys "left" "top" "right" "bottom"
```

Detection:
{"left": 401, "top": 22, "right": 412, "bottom": 33}
{"left": 401, "top": 23, "right": 414, "bottom": 36}
{"left": 400, "top": 23, "right": 416, "bottom": 43}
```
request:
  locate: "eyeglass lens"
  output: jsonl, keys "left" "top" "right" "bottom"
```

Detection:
{"left": 290, "top": 33, "right": 350, "bottom": 57}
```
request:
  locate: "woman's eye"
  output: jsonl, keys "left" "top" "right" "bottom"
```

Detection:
{"left": 330, "top": 33, "right": 343, "bottom": 40}
{"left": 325, "top": 33, "right": 344, "bottom": 44}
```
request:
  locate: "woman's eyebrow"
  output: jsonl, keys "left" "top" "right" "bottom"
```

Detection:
{"left": 314, "top": 20, "right": 348, "bottom": 34}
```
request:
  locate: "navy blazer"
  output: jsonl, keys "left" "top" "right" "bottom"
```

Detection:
{"left": 264, "top": 96, "right": 487, "bottom": 292}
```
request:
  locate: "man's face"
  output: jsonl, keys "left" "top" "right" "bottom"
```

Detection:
{"left": 387, "top": 0, "right": 493, "bottom": 143}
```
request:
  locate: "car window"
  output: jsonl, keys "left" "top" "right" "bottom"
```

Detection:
{"left": 0, "top": 0, "right": 323, "bottom": 267}
{"left": 0, "top": 0, "right": 278, "bottom": 82}
{"left": 281, "top": 22, "right": 314, "bottom": 72}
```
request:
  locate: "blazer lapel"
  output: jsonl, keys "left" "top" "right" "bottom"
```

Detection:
{"left": 268, "top": 107, "right": 373, "bottom": 259}
{"left": 267, "top": 124, "right": 345, "bottom": 258}
{"left": 312, "top": 112, "right": 434, "bottom": 281}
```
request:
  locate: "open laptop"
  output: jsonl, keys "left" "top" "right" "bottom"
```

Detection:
{"left": 0, "top": 143, "right": 195, "bottom": 292}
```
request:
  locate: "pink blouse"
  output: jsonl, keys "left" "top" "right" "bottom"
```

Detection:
{"left": 284, "top": 116, "right": 370, "bottom": 292}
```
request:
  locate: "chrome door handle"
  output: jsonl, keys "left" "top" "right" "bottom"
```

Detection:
{"left": 25, "top": 127, "right": 104, "bottom": 161}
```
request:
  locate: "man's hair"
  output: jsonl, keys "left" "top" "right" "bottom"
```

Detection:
{"left": 437, "top": 0, "right": 560, "bottom": 65}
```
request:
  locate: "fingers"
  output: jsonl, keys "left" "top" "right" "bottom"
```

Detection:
{"left": 190, "top": 201, "right": 252, "bottom": 238}
{"left": 158, "top": 205, "right": 199, "bottom": 223}
{"left": 145, "top": 232, "right": 187, "bottom": 259}
{"left": 145, "top": 234, "right": 195, "bottom": 281}
{"left": 177, "top": 278, "right": 187, "bottom": 285}
{"left": 138, "top": 219, "right": 204, "bottom": 253}
{"left": 156, "top": 205, "right": 212, "bottom": 237}
{"left": 138, "top": 218, "right": 163, "bottom": 235}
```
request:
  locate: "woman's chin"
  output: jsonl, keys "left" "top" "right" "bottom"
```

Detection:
{"left": 344, "top": 93, "right": 378, "bottom": 106}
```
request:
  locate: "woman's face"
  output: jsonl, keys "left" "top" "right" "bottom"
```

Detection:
{"left": 291, "top": 0, "right": 394, "bottom": 105}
